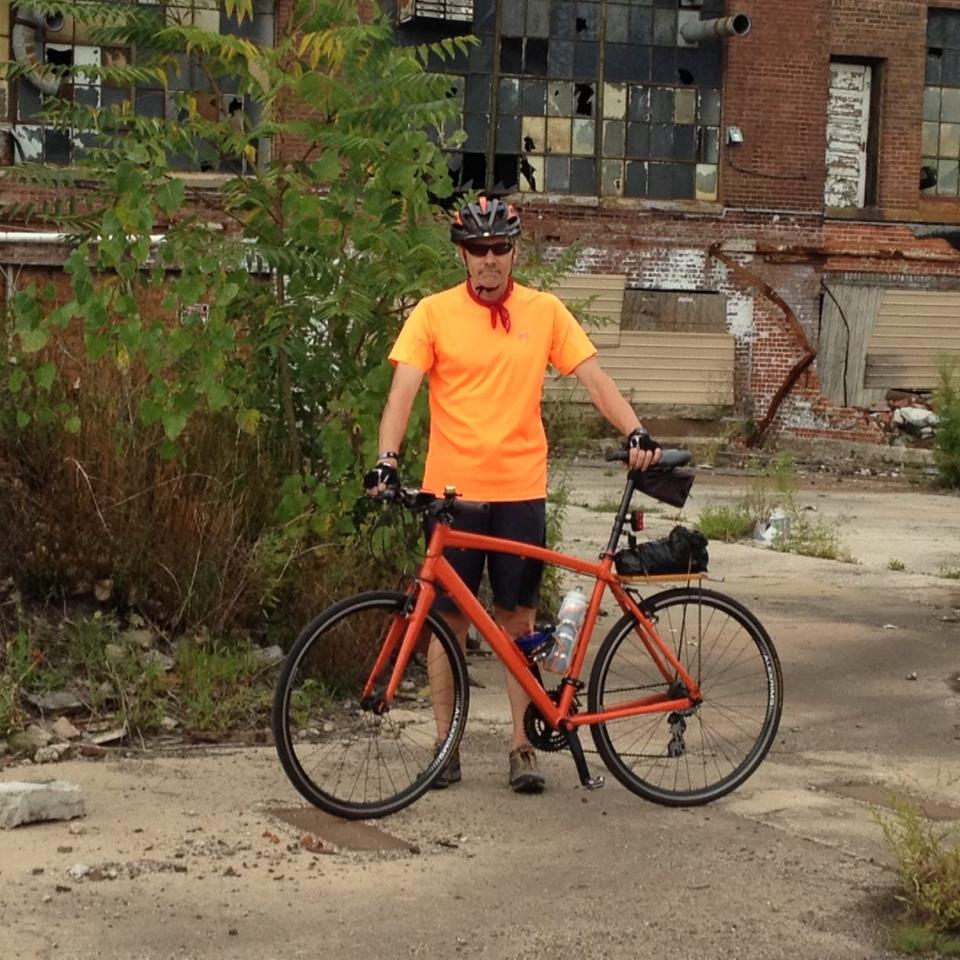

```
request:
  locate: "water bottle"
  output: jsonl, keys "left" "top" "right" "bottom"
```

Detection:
{"left": 542, "top": 587, "right": 587, "bottom": 674}
{"left": 514, "top": 625, "right": 556, "bottom": 662}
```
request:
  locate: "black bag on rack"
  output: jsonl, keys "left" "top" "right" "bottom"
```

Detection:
{"left": 614, "top": 525, "right": 709, "bottom": 576}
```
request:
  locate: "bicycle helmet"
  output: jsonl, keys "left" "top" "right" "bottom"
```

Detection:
{"left": 450, "top": 196, "right": 521, "bottom": 243}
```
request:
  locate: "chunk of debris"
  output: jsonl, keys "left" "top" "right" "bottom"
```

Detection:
{"left": 0, "top": 781, "right": 85, "bottom": 829}
{"left": 22, "top": 690, "right": 87, "bottom": 715}
{"left": 51, "top": 717, "right": 81, "bottom": 741}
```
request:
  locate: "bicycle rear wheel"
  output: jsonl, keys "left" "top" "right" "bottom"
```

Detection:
{"left": 588, "top": 587, "right": 782, "bottom": 806}
{"left": 272, "top": 590, "right": 469, "bottom": 819}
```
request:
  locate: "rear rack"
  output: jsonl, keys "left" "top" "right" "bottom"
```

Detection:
{"left": 616, "top": 572, "right": 707, "bottom": 584}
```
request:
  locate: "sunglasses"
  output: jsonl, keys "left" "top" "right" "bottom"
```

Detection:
{"left": 462, "top": 240, "right": 514, "bottom": 257}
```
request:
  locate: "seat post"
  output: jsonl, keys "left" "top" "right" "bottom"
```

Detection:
{"left": 602, "top": 473, "right": 636, "bottom": 556}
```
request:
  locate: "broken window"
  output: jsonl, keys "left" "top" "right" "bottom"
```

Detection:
{"left": 404, "top": 0, "right": 727, "bottom": 200}
{"left": 11, "top": 1, "right": 274, "bottom": 170}
{"left": 923, "top": 9, "right": 960, "bottom": 196}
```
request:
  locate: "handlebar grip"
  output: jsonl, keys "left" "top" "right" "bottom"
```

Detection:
{"left": 603, "top": 448, "right": 692, "bottom": 469}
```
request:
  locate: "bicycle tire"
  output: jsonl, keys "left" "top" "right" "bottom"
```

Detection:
{"left": 272, "top": 590, "right": 469, "bottom": 819}
{"left": 588, "top": 587, "right": 782, "bottom": 806}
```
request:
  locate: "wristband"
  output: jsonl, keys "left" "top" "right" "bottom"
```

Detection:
{"left": 377, "top": 450, "right": 400, "bottom": 463}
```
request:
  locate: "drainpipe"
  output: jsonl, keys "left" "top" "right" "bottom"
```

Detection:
{"left": 11, "top": 8, "right": 63, "bottom": 96}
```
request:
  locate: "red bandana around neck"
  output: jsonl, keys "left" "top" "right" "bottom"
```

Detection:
{"left": 466, "top": 278, "right": 514, "bottom": 333}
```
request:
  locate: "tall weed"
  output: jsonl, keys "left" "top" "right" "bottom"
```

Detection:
{"left": 934, "top": 356, "right": 960, "bottom": 489}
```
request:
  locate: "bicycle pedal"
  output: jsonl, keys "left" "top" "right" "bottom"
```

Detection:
{"left": 583, "top": 774, "right": 606, "bottom": 791}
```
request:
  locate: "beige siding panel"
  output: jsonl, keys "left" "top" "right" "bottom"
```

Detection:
{"left": 547, "top": 273, "right": 626, "bottom": 347}
{"left": 546, "top": 331, "right": 735, "bottom": 407}
{"left": 864, "top": 290, "right": 960, "bottom": 388}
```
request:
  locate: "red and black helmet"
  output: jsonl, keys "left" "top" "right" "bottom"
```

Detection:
{"left": 450, "top": 197, "right": 521, "bottom": 243}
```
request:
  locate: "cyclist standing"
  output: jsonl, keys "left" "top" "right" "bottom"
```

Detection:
{"left": 365, "top": 197, "right": 660, "bottom": 793}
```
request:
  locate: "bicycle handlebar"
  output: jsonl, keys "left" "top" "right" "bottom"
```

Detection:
{"left": 603, "top": 448, "right": 692, "bottom": 470}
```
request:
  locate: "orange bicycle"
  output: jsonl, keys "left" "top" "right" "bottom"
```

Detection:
{"left": 272, "top": 449, "right": 783, "bottom": 820}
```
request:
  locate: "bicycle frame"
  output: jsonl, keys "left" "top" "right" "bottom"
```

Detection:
{"left": 372, "top": 521, "right": 704, "bottom": 735}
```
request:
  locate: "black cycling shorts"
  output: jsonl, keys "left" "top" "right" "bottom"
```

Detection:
{"left": 424, "top": 499, "right": 546, "bottom": 614}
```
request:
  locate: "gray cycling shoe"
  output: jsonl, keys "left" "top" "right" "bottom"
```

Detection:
{"left": 431, "top": 744, "right": 462, "bottom": 789}
{"left": 508, "top": 745, "right": 545, "bottom": 794}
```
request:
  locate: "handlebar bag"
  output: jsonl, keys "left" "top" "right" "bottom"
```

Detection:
{"left": 631, "top": 468, "right": 695, "bottom": 508}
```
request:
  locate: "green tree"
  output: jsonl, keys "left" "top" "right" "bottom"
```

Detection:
{"left": 0, "top": 0, "right": 470, "bottom": 627}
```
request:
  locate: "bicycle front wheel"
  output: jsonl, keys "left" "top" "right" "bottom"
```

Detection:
{"left": 272, "top": 591, "right": 469, "bottom": 819}
{"left": 588, "top": 587, "right": 782, "bottom": 806}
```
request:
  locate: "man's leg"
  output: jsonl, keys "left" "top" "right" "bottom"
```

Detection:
{"left": 493, "top": 604, "right": 536, "bottom": 750}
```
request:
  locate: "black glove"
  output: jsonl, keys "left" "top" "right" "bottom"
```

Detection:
{"left": 363, "top": 461, "right": 400, "bottom": 494}
{"left": 626, "top": 427, "right": 662, "bottom": 454}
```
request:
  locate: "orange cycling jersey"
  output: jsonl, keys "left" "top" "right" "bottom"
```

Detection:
{"left": 389, "top": 281, "right": 597, "bottom": 501}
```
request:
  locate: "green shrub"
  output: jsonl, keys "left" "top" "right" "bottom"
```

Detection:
{"left": 696, "top": 504, "right": 755, "bottom": 541}
{"left": 934, "top": 357, "right": 960, "bottom": 489}
{"left": 877, "top": 799, "right": 960, "bottom": 935}
{"left": 774, "top": 516, "right": 853, "bottom": 562}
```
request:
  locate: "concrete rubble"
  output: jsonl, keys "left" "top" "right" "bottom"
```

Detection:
{"left": 0, "top": 780, "right": 85, "bottom": 829}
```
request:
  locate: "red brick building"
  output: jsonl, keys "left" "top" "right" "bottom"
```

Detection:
{"left": 4, "top": 0, "right": 960, "bottom": 444}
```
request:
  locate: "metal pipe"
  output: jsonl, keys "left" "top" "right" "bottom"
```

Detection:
{"left": 680, "top": 14, "right": 752, "bottom": 43}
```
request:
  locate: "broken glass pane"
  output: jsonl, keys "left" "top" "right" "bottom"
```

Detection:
{"left": 493, "top": 153, "right": 519, "bottom": 191}
{"left": 520, "top": 154, "right": 544, "bottom": 191}
{"left": 500, "top": 36, "right": 524, "bottom": 74}
{"left": 574, "top": 82, "right": 595, "bottom": 115}
{"left": 696, "top": 163, "right": 718, "bottom": 201}
{"left": 17, "top": 81, "right": 43, "bottom": 121}
{"left": 546, "top": 116, "right": 572, "bottom": 152}
{"left": 574, "top": 2, "right": 600, "bottom": 40}
{"left": 525, "top": 38, "right": 549, "bottom": 75}
{"left": 601, "top": 158, "right": 624, "bottom": 195}
{"left": 522, "top": 115, "right": 546, "bottom": 153}
{"left": 603, "top": 83, "right": 627, "bottom": 119}
{"left": 572, "top": 117, "right": 595, "bottom": 154}
{"left": 927, "top": 50, "right": 943, "bottom": 86}
{"left": 547, "top": 81, "right": 573, "bottom": 116}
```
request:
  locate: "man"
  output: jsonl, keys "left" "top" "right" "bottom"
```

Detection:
{"left": 365, "top": 197, "right": 661, "bottom": 793}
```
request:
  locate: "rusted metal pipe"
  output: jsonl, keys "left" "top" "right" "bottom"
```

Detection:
{"left": 709, "top": 244, "right": 816, "bottom": 448}
{"left": 680, "top": 14, "right": 752, "bottom": 43}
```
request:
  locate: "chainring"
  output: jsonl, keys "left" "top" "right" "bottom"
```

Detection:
{"left": 523, "top": 686, "right": 578, "bottom": 752}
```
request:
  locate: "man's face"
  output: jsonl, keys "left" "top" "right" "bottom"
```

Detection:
{"left": 459, "top": 238, "right": 517, "bottom": 297}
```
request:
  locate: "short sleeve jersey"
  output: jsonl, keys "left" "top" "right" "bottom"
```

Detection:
{"left": 389, "top": 281, "right": 597, "bottom": 501}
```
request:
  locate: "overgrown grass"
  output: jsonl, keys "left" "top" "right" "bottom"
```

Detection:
{"left": 941, "top": 568, "right": 960, "bottom": 580}
{"left": 0, "top": 607, "right": 276, "bottom": 739}
{"left": 876, "top": 799, "right": 960, "bottom": 942}
{"left": 694, "top": 452, "right": 852, "bottom": 561}
{"left": 696, "top": 504, "right": 754, "bottom": 541}
{"left": 889, "top": 558, "right": 907, "bottom": 571}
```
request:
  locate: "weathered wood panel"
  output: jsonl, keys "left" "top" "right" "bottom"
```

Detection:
{"left": 818, "top": 283, "right": 886, "bottom": 406}
{"left": 824, "top": 62, "right": 871, "bottom": 208}
{"left": 621, "top": 289, "right": 727, "bottom": 333}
